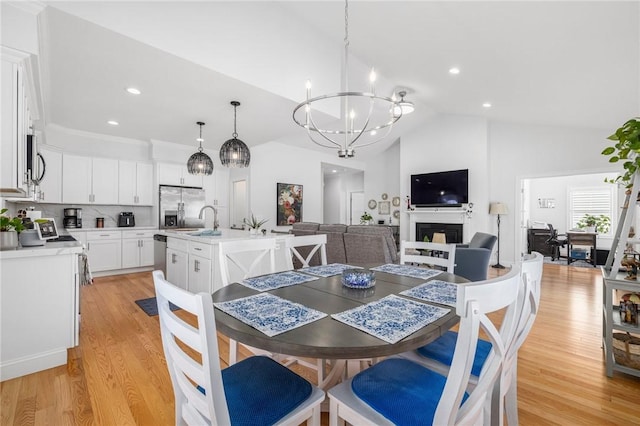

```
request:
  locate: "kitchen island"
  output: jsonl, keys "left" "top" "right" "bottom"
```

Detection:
{"left": 0, "top": 240, "right": 83, "bottom": 381}
{"left": 160, "top": 228, "right": 292, "bottom": 294}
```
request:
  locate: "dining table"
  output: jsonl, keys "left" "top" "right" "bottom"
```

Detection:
{"left": 211, "top": 263, "right": 468, "bottom": 388}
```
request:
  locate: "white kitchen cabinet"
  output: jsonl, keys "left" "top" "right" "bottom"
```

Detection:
{"left": 158, "top": 162, "right": 203, "bottom": 188}
{"left": 167, "top": 246, "right": 189, "bottom": 290}
{"left": 118, "top": 161, "right": 153, "bottom": 205}
{"left": 62, "top": 154, "right": 118, "bottom": 204}
{"left": 1, "top": 47, "right": 38, "bottom": 196}
{"left": 188, "top": 241, "right": 213, "bottom": 293}
{"left": 189, "top": 253, "right": 212, "bottom": 294}
{"left": 36, "top": 146, "right": 62, "bottom": 203}
{"left": 86, "top": 231, "right": 122, "bottom": 272}
{"left": 121, "top": 230, "right": 155, "bottom": 268}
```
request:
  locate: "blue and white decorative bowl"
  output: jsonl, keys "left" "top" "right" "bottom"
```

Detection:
{"left": 341, "top": 269, "right": 375, "bottom": 289}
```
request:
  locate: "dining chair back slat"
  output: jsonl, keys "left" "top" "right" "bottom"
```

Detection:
{"left": 400, "top": 240, "right": 457, "bottom": 273}
{"left": 218, "top": 238, "right": 277, "bottom": 287}
{"left": 285, "top": 234, "right": 328, "bottom": 269}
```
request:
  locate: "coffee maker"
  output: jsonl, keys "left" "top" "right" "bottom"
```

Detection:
{"left": 63, "top": 208, "right": 82, "bottom": 228}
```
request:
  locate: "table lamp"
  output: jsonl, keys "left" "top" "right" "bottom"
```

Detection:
{"left": 490, "top": 202, "right": 508, "bottom": 269}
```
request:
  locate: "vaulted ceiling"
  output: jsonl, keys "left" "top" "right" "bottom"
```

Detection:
{"left": 37, "top": 1, "right": 640, "bottom": 159}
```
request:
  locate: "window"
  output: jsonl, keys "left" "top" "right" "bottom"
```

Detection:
{"left": 568, "top": 186, "right": 616, "bottom": 235}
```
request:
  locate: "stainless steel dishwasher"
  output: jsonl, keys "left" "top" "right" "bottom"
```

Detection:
{"left": 153, "top": 234, "right": 167, "bottom": 276}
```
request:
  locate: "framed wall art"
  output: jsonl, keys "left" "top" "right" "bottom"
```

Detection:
{"left": 277, "top": 183, "right": 303, "bottom": 225}
{"left": 378, "top": 201, "right": 391, "bottom": 215}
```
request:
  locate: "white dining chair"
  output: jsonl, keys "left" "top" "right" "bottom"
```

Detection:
{"left": 283, "top": 234, "right": 336, "bottom": 384}
{"left": 218, "top": 238, "right": 278, "bottom": 365}
{"left": 400, "top": 240, "right": 457, "bottom": 272}
{"left": 398, "top": 251, "right": 544, "bottom": 425}
{"left": 152, "top": 271, "right": 325, "bottom": 426}
{"left": 285, "top": 234, "right": 328, "bottom": 270}
{"left": 327, "top": 267, "right": 522, "bottom": 426}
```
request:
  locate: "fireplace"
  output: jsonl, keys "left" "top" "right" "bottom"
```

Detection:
{"left": 416, "top": 223, "right": 463, "bottom": 244}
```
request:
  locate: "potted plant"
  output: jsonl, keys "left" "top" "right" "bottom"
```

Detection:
{"left": 1, "top": 208, "right": 25, "bottom": 250}
{"left": 243, "top": 213, "right": 268, "bottom": 235}
{"left": 576, "top": 214, "right": 611, "bottom": 234}
{"left": 360, "top": 212, "right": 373, "bottom": 225}
{"left": 601, "top": 117, "right": 640, "bottom": 188}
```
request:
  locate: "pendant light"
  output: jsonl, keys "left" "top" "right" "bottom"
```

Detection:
{"left": 220, "top": 101, "right": 251, "bottom": 168}
{"left": 187, "top": 121, "right": 214, "bottom": 175}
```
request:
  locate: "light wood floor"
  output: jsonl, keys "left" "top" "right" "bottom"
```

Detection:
{"left": 2, "top": 264, "right": 640, "bottom": 425}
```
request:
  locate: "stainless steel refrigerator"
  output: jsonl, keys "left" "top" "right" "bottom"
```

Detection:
{"left": 159, "top": 185, "right": 206, "bottom": 229}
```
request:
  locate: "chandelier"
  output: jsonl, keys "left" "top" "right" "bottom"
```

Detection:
{"left": 292, "top": 0, "right": 405, "bottom": 158}
{"left": 187, "top": 121, "right": 213, "bottom": 175}
{"left": 220, "top": 101, "right": 251, "bottom": 168}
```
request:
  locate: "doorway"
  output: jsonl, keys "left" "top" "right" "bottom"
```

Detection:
{"left": 350, "top": 192, "right": 364, "bottom": 225}
{"left": 231, "top": 179, "right": 248, "bottom": 228}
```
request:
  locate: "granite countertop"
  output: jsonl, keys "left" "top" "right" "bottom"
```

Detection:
{"left": 161, "top": 228, "right": 292, "bottom": 245}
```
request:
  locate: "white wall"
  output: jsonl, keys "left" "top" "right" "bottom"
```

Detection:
{"left": 364, "top": 140, "right": 401, "bottom": 225}
{"left": 323, "top": 174, "right": 342, "bottom": 224}
{"left": 489, "top": 121, "right": 618, "bottom": 263}
{"left": 399, "top": 114, "right": 490, "bottom": 242}
{"left": 249, "top": 141, "right": 365, "bottom": 232}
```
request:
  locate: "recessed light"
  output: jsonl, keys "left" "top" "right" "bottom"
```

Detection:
{"left": 107, "top": 120, "right": 119, "bottom": 126}
{"left": 126, "top": 87, "right": 141, "bottom": 95}
{"left": 449, "top": 67, "right": 460, "bottom": 75}
{"left": 482, "top": 102, "right": 492, "bottom": 108}
{"left": 332, "top": 169, "right": 337, "bottom": 173}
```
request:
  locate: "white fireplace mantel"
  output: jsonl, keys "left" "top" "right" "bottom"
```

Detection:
{"left": 407, "top": 208, "right": 473, "bottom": 242}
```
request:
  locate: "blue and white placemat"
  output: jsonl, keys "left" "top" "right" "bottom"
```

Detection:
{"left": 300, "top": 263, "right": 362, "bottom": 277}
{"left": 370, "top": 263, "right": 443, "bottom": 280}
{"left": 400, "top": 280, "right": 458, "bottom": 307}
{"left": 214, "top": 293, "right": 327, "bottom": 337}
{"left": 331, "top": 295, "right": 450, "bottom": 344}
{"left": 240, "top": 271, "right": 318, "bottom": 291}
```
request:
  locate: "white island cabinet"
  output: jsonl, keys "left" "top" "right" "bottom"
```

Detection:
{"left": 164, "top": 229, "right": 291, "bottom": 294}
{"left": 0, "top": 241, "right": 82, "bottom": 381}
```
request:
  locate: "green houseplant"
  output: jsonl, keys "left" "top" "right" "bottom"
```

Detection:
{"left": 0, "top": 208, "right": 25, "bottom": 250}
{"left": 243, "top": 213, "right": 268, "bottom": 234}
{"left": 576, "top": 214, "right": 611, "bottom": 234}
{"left": 360, "top": 212, "right": 373, "bottom": 225}
{"left": 601, "top": 117, "right": 640, "bottom": 188}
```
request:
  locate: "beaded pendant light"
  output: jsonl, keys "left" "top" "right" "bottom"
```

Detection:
{"left": 187, "top": 121, "right": 214, "bottom": 175}
{"left": 220, "top": 101, "right": 250, "bottom": 168}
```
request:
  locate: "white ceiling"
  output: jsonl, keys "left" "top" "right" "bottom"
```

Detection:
{"left": 36, "top": 1, "right": 640, "bottom": 159}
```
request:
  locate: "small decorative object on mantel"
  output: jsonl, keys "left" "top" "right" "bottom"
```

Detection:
{"left": 341, "top": 269, "right": 376, "bottom": 289}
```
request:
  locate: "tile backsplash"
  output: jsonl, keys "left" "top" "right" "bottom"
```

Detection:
{"left": 10, "top": 202, "right": 155, "bottom": 229}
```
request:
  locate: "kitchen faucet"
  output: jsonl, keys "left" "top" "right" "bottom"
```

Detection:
{"left": 198, "top": 205, "right": 219, "bottom": 230}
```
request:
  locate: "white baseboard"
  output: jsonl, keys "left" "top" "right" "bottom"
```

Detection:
{"left": 0, "top": 348, "right": 67, "bottom": 381}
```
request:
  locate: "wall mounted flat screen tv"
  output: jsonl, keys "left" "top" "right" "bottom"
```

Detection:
{"left": 410, "top": 169, "right": 469, "bottom": 207}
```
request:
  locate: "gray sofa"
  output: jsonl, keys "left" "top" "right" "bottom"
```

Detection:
{"left": 290, "top": 223, "right": 398, "bottom": 266}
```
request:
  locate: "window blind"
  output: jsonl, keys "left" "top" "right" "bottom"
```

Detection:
{"left": 568, "top": 187, "right": 615, "bottom": 234}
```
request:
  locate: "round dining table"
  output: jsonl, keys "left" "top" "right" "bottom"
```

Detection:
{"left": 211, "top": 266, "right": 467, "bottom": 361}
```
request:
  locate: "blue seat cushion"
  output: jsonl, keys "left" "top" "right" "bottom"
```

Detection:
{"left": 221, "top": 356, "right": 312, "bottom": 426}
{"left": 351, "top": 358, "right": 468, "bottom": 425}
{"left": 417, "top": 330, "right": 492, "bottom": 377}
